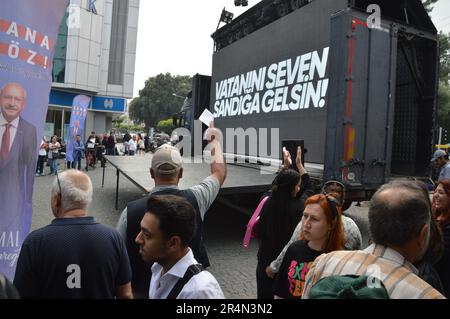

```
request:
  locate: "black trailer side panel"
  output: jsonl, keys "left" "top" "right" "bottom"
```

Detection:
{"left": 325, "top": 10, "right": 397, "bottom": 188}
{"left": 210, "top": 0, "right": 348, "bottom": 163}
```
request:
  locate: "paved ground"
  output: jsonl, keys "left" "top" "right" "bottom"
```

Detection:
{"left": 31, "top": 157, "right": 369, "bottom": 299}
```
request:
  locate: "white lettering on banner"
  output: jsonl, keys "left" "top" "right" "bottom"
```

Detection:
{"left": 0, "top": 231, "right": 20, "bottom": 248}
{"left": 0, "top": 250, "right": 20, "bottom": 267}
{"left": 8, "top": 41, "right": 20, "bottom": 59}
{"left": 4, "top": 21, "right": 51, "bottom": 50}
{"left": 0, "top": 20, "right": 56, "bottom": 69}
{"left": 0, "top": 232, "right": 21, "bottom": 267}
{"left": 214, "top": 47, "right": 330, "bottom": 118}
{"left": 25, "top": 28, "right": 36, "bottom": 43}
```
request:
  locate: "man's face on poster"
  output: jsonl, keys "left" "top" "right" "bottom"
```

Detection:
{"left": 0, "top": 83, "right": 26, "bottom": 122}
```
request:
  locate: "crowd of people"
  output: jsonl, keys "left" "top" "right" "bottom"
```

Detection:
{"left": 122, "top": 132, "right": 149, "bottom": 156}
{"left": 2, "top": 126, "right": 450, "bottom": 299}
{"left": 34, "top": 131, "right": 118, "bottom": 176}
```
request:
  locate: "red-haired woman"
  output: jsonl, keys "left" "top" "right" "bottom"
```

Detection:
{"left": 272, "top": 194, "right": 345, "bottom": 299}
{"left": 432, "top": 179, "right": 450, "bottom": 297}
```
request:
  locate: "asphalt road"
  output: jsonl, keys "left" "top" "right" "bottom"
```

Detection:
{"left": 31, "top": 157, "right": 370, "bottom": 299}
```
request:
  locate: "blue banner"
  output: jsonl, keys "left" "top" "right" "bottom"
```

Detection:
{"left": 92, "top": 96, "right": 127, "bottom": 113}
{"left": 0, "top": 0, "right": 69, "bottom": 280}
{"left": 65, "top": 95, "right": 90, "bottom": 162}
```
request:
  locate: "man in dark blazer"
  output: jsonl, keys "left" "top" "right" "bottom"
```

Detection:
{"left": 0, "top": 82, "right": 37, "bottom": 279}
{"left": 71, "top": 119, "right": 83, "bottom": 141}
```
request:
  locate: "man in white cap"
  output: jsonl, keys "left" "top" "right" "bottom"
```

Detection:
{"left": 431, "top": 149, "right": 450, "bottom": 182}
{"left": 116, "top": 124, "right": 226, "bottom": 298}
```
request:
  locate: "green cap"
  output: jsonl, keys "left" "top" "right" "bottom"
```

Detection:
{"left": 309, "top": 275, "right": 389, "bottom": 299}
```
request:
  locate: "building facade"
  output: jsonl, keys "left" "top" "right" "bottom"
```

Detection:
{"left": 46, "top": 0, "right": 139, "bottom": 140}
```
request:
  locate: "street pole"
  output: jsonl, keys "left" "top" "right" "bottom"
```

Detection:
{"left": 439, "top": 127, "right": 443, "bottom": 148}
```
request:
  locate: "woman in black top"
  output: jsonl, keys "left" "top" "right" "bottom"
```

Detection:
{"left": 272, "top": 193, "right": 346, "bottom": 299}
{"left": 432, "top": 179, "right": 450, "bottom": 297}
{"left": 254, "top": 147, "right": 314, "bottom": 299}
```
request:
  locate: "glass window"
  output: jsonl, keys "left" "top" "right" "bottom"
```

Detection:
{"left": 52, "top": 12, "right": 69, "bottom": 83}
{"left": 63, "top": 110, "right": 72, "bottom": 141}
{"left": 46, "top": 109, "right": 63, "bottom": 138}
{"left": 108, "top": 0, "right": 129, "bottom": 85}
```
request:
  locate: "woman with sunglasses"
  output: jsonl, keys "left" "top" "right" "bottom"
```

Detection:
{"left": 266, "top": 181, "right": 362, "bottom": 279}
{"left": 272, "top": 194, "right": 345, "bottom": 299}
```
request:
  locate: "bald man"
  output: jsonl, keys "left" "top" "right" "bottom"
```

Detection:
{"left": 0, "top": 83, "right": 37, "bottom": 279}
{"left": 14, "top": 170, "right": 133, "bottom": 299}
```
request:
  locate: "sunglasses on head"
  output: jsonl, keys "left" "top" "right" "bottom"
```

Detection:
{"left": 324, "top": 194, "right": 340, "bottom": 221}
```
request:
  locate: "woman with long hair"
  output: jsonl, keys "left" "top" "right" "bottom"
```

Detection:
{"left": 48, "top": 135, "right": 61, "bottom": 175}
{"left": 255, "top": 169, "right": 303, "bottom": 299}
{"left": 432, "top": 179, "right": 450, "bottom": 297}
{"left": 272, "top": 194, "right": 345, "bottom": 298}
{"left": 254, "top": 146, "right": 314, "bottom": 299}
{"left": 136, "top": 133, "right": 144, "bottom": 155}
{"left": 265, "top": 181, "right": 362, "bottom": 280}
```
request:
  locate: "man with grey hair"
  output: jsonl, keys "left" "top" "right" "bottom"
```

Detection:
{"left": 14, "top": 170, "right": 133, "bottom": 299}
{"left": 302, "top": 180, "right": 445, "bottom": 299}
{"left": 117, "top": 122, "right": 227, "bottom": 298}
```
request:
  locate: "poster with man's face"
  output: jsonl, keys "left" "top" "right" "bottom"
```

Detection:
{"left": 0, "top": 0, "right": 69, "bottom": 280}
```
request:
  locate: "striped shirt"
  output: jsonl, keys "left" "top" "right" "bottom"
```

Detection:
{"left": 302, "top": 244, "right": 445, "bottom": 299}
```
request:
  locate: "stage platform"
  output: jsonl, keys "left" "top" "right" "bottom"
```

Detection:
{"left": 102, "top": 154, "right": 277, "bottom": 209}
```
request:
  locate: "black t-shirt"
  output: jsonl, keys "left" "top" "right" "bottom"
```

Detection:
{"left": 14, "top": 217, "right": 131, "bottom": 299}
{"left": 273, "top": 240, "right": 322, "bottom": 299}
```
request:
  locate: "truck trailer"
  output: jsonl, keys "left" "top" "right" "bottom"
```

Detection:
{"left": 173, "top": 0, "right": 439, "bottom": 208}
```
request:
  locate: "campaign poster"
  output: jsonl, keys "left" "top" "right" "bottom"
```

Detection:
{"left": 0, "top": 0, "right": 69, "bottom": 280}
{"left": 65, "top": 95, "right": 90, "bottom": 163}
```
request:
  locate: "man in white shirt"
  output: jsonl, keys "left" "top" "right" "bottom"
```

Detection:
{"left": 36, "top": 137, "right": 48, "bottom": 176}
{"left": 128, "top": 135, "right": 137, "bottom": 156}
{"left": 135, "top": 194, "right": 224, "bottom": 299}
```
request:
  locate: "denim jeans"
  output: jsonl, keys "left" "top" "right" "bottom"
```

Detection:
{"left": 74, "top": 156, "right": 82, "bottom": 170}
{"left": 36, "top": 155, "right": 46, "bottom": 175}
{"left": 50, "top": 158, "right": 58, "bottom": 174}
